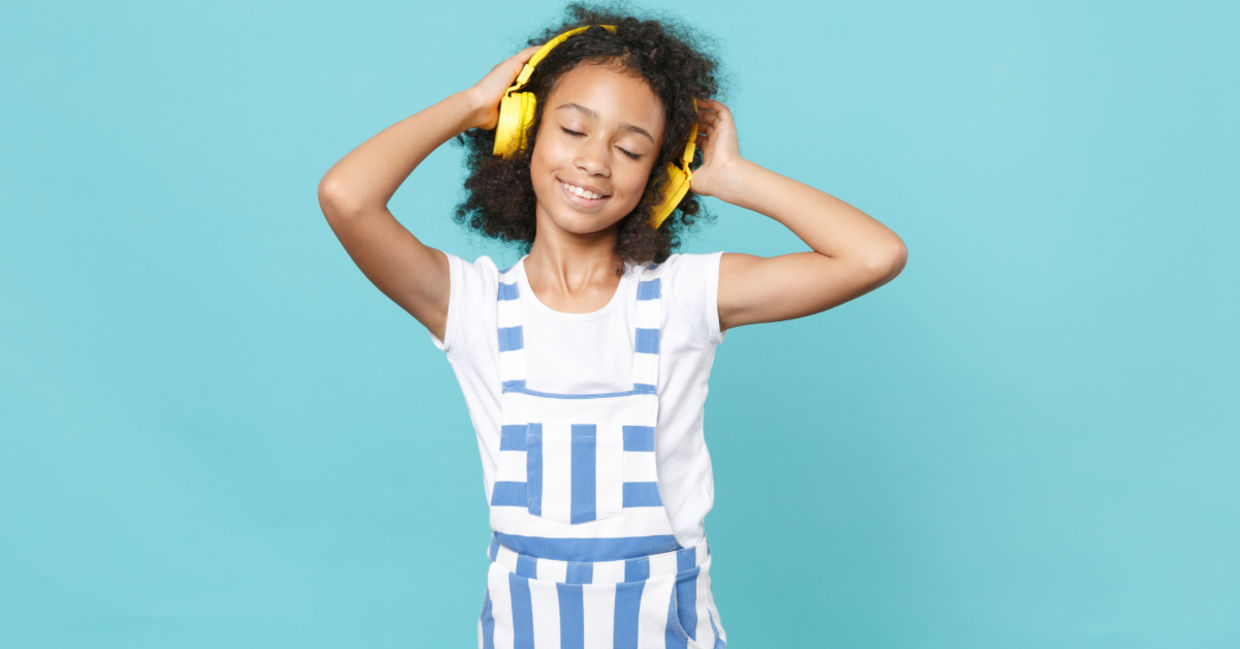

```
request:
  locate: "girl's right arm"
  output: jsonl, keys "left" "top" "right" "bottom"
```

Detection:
{"left": 317, "top": 45, "right": 541, "bottom": 342}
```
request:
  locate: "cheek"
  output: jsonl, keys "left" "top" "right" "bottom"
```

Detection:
{"left": 529, "top": 142, "right": 566, "bottom": 182}
{"left": 617, "top": 180, "right": 651, "bottom": 214}
{"left": 626, "top": 165, "right": 657, "bottom": 196}
{"left": 528, "top": 152, "right": 553, "bottom": 189}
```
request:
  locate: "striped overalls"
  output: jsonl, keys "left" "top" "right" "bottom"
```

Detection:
{"left": 478, "top": 261, "right": 727, "bottom": 649}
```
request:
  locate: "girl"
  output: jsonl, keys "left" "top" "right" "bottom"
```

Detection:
{"left": 319, "top": 4, "right": 906, "bottom": 647}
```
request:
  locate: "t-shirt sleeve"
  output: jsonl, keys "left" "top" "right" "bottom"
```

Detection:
{"left": 427, "top": 251, "right": 497, "bottom": 356}
{"left": 666, "top": 250, "right": 727, "bottom": 346}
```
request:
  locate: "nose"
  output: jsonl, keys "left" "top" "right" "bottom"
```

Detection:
{"left": 572, "top": 137, "right": 611, "bottom": 177}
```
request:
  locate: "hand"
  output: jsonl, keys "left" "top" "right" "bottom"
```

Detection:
{"left": 688, "top": 98, "right": 743, "bottom": 199}
{"left": 464, "top": 45, "right": 543, "bottom": 131}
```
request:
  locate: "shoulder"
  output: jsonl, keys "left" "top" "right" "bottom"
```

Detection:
{"left": 656, "top": 251, "right": 722, "bottom": 273}
{"left": 651, "top": 251, "right": 726, "bottom": 345}
{"left": 443, "top": 251, "right": 502, "bottom": 300}
{"left": 445, "top": 251, "right": 503, "bottom": 288}
{"left": 428, "top": 252, "right": 502, "bottom": 354}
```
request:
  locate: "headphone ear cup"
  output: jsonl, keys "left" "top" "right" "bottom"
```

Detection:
{"left": 648, "top": 121, "right": 699, "bottom": 229}
{"left": 493, "top": 91, "right": 538, "bottom": 158}
{"left": 517, "top": 91, "right": 538, "bottom": 153}
{"left": 649, "top": 163, "right": 691, "bottom": 229}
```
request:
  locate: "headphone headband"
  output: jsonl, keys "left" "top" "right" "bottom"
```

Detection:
{"left": 510, "top": 25, "right": 616, "bottom": 91}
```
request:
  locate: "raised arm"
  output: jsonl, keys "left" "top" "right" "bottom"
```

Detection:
{"left": 317, "top": 46, "right": 541, "bottom": 342}
{"left": 689, "top": 99, "right": 908, "bottom": 332}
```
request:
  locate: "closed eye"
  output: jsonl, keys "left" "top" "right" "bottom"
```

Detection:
{"left": 560, "top": 128, "right": 641, "bottom": 160}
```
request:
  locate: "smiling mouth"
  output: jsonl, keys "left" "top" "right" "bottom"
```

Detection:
{"left": 558, "top": 179, "right": 611, "bottom": 206}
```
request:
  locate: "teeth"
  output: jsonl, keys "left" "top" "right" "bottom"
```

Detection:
{"left": 562, "top": 181, "right": 603, "bottom": 200}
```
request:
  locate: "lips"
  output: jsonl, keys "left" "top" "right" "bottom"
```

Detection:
{"left": 558, "top": 178, "right": 611, "bottom": 198}
{"left": 558, "top": 179, "right": 610, "bottom": 209}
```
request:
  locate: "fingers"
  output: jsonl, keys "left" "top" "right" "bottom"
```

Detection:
{"left": 693, "top": 99, "right": 733, "bottom": 147}
{"left": 696, "top": 107, "right": 722, "bottom": 136}
{"left": 506, "top": 45, "right": 540, "bottom": 67}
{"left": 695, "top": 98, "right": 731, "bottom": 120}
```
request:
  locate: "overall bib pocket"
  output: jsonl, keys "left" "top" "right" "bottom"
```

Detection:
{"left": 525, "top": 421, "right": 625, "bottom": 524}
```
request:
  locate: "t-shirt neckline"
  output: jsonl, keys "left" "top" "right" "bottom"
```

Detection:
{"left": 516, "top": 255, "right": 634, "bottom": 321}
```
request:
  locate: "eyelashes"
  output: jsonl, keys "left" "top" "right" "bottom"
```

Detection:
{"left": 560, "top": 128, "right": 641, "bottom": 160}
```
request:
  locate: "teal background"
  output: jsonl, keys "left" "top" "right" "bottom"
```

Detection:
{"left": 2, "top": 0, "right": 1236, "bottom": 646}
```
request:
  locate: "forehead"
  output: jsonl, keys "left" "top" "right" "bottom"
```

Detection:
{"left": 545, "top": 63, "right": 664, "bottom": 139}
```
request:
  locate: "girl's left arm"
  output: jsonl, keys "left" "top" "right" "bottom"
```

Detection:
{"left": 690, "top": 99, "right": 908, "bottom": 332}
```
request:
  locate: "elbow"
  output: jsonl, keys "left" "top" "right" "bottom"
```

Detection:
{"left": 865, "top": 240, "right": 907, "bottom": 281}
{"left": 887, "top": 241, "right": 908, "bottom": 274}
{"left": 318, "top": 176, "right": 359, "bottom": 220}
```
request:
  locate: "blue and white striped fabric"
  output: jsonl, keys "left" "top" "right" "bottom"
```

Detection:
{"left": 481, "top": 260, "right": 727, "bottom": 648}
{"left": 490, "top": 422, "right": 661, "bottom": 524}
{"left": 478, "top": 532, "right": 726, "bottom": 649}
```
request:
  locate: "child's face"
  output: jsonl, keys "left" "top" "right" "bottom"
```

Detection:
{"left": 528, "top": 62, "right": 666, "bottom": 238}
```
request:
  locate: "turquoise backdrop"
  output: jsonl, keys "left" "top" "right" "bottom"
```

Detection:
{"left": 3, "top": 0, "right": 1236, "bottom": 647}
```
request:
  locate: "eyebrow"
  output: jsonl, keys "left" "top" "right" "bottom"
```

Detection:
{"left": 555, "top": 103, "right": 656, "bottom": 144}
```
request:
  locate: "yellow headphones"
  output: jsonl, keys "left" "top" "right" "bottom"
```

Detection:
{"left": 491, "top": 24, "right": 698, "bottom": 230}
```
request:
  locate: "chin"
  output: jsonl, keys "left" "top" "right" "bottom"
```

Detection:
{"left": 537, "top": 198, "right": 631, "bottom": 236}
{"left": 549, "top": 212, "right": 620, "bottom": 235}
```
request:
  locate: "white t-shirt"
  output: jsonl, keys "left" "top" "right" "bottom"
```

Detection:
{"left": 427, "top": 251, "right": 728, "bottom": 548}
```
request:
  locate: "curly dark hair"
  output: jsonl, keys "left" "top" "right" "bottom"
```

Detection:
{"left": 451, "top": 1, "right": 729, "bottom": 276}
